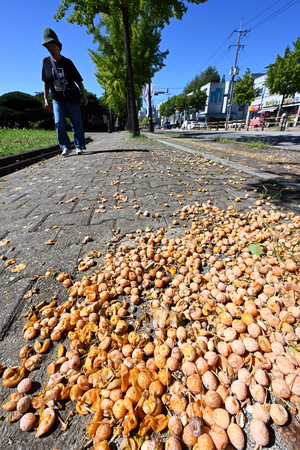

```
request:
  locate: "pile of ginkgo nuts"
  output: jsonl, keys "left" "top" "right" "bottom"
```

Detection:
{"left": 2, "top": 199, "right": 300, "bottom": 450}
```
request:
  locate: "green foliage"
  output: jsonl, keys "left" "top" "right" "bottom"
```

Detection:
{"left": 82, "top": 91, "right": 104, "bottom": 116}
{"left": 159, "top": 90, "right": 207, "bottom": 116}
{"left": 159, "top": 98, "right": 174, "bottom": 117}
{"left": 183, "top": 66, "right": 220, "bottom": 94}
{"left": 88, "top": 9, "right": 168, "bottom": 119}
{"left": 188, "top": 90, "right": 207, "bottom": 110}
{"left": 55, "top": 0, "right": 208, "bottom": 135}
{"left": 232, "top": 68, "right": 260, "bottom": 107}
{"left": 0, "top": 92, "right": 48, "bottom": 127}
{"left": 29, "top": 118, "right": 55, "bottom": 130}
{"left": 140, "top": 116, "right": 148, "bottom": 126}
{"left": 88, "top": 14, "right": 128, "bottom": 119}
{"left": 0, "top": 91, "right": 42, "bottom": 110}
{"left": 55, "top": 0, "right": 208, "bottom": 31}
{"left": 0, "top": 106, "right": 19, "bottom": 123}
{"left": 265, "top": 37, "right": 300, "bottom": 99}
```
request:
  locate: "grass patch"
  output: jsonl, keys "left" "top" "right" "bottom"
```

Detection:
{"left": 164, "top": 132, "right": 181, "bottom": 137}
{"left": 129, "top": 132, "right": 147, "bottom": 140}
{"left": 0, "top": 128, "right": 73, "bottom": 157}
{"left": 214, "top": 137, "right": 270, "bottom": 149}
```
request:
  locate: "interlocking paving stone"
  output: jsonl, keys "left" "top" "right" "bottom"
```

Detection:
{"left": 0, "top": 130, "right": 299, "bottom": 449}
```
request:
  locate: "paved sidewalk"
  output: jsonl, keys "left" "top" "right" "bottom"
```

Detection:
{"left": 0, "top": 131, "right": 298, "bottom": 449}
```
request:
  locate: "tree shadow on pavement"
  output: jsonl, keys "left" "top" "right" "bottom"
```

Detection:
{"left": 87, "top": 148, "right": 150, "bottom": 155}
{"left": 243, "top": 178, "right": 300, "bottom": 210}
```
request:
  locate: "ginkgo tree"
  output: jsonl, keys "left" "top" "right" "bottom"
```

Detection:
{"left": 54, "top": 0, "right": 208, "bottom": 137}
{"left": 232, "top": 68, "right": 260, "bottom": 119}
{"left": 183, "top": 66, "right": 221, "bottom": 94}
{"left": 265, "top": 38, "right": 300, "bottom": 116}
{"left": 88, "top": 9, "right": 168, "bottom": 128}
{"left": 159, "top": 91, "right": 207, "bottom": 120}
{"left": 89, "top": 14, "right": 128, "bottom": 122}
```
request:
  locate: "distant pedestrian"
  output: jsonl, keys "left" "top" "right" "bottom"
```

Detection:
{"left": 42, "top": 28, "right": 88, "bottom": 156}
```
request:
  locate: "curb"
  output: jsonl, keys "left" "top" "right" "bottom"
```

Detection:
{"left": 146, "top": 135, "right": 300, "bottom": 193}
{"left": 0, "top": 137, "right": 93, "bottom": 177}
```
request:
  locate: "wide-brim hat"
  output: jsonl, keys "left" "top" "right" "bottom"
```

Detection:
{"left": 42, "top": 28, "right": 62, "bottom": 50}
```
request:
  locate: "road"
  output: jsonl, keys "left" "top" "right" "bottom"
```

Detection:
{"left": 156, "top": 127, "right": 300, "bottom": 150}
{"left": 148, "top": 130, "right": 300, "bottom": 193}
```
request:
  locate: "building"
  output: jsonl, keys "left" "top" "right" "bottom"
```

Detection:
{"left": 159, "top": 80, "right": 248, "bottom": 126}
{"left": 247, "top": 74, "right": 300, "bottom": 127}
{"left": 198, "top": 81, "right": 246, "bottom": 124}
{"left": 138, "top": 108, "right": 147, "bottom": 121}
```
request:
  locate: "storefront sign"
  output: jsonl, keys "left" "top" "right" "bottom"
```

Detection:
{"left": 249, "top": 104, "right": 262, "bottom": 111}
{"left": 284, "top": 96, "right": 300, "bottom": 104}
{"left": 265, "top": 99, "right": 279, "bottom": 106}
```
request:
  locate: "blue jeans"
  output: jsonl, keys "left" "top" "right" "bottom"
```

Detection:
{"left": 52, "top": 100, "right": 85, "bottom": 149}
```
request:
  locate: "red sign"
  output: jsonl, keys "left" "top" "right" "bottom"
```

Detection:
{"left": 249, "top": 104, "right": 262, "bottom": 111}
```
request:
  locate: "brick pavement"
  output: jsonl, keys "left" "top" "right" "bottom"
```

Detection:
{"left": 0, "top": 131, "right": 297, "bottom": 449}
{"left": 150, "top": 133, "right": 300, "bottom": 185}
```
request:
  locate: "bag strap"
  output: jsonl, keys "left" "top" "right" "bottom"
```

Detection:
{"left": 50, "top": 56, "right": 62, "bottom": 86}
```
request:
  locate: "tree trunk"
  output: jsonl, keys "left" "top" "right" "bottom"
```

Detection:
{"left": 121, "top": 5, "right": 139, "bottom": 136}
{"left": 148, "top": 81, "right": 154, "bottom": 132}
{"left": 276, "top": 95, "right": 285, "bottom": 122}
{"left": 125, "top": 93, "right": 130, "bottom": 131}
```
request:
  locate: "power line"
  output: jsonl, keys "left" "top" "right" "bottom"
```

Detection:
{"left": 243, "top": 0, "right": 283, "bottom": 26}
{"left": 250, "top": 0, "right": 300, "bottom": 30}
{"left": 176, "top": 0, "right": 300, "bottom": 94}
{"left": 200, "top": 0, "right": 299, "bottom": 72}
{"left": 196, "top": 35, "right": 231, "bottom": 74}
{"left": 156, "top": 87, "right": 184, "bottom": 90}
{"left": 211, "top": 48, "right": 232, "bottom": 68}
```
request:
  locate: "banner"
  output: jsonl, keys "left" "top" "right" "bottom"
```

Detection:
{"left": 143, "top": 83, "right": 156, "bottom": 106}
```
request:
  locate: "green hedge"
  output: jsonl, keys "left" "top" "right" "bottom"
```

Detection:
{"left": 0, "top": 91, "right": 42, "bottom": 110}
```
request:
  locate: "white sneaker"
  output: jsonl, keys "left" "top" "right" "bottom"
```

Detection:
{"left": 76, "top": 148, "right": 83, "bottom": 155}
{"left": 61, "top": 147, "right": 72, "bottom": 156}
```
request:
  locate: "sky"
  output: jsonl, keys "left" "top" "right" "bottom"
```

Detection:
{"left": 1, "top": 0, "right": 300, "bottom": 108}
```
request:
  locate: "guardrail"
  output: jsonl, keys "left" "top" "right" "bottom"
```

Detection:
{"left": 180, "top": 116, "right": 299, "bottom": 132}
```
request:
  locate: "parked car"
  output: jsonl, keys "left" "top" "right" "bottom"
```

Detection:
{"left": 189, "top": 121, "right": 200, "bottom": 130}
{"left": 163, "top": 121, "right": 172, "bottom": 129}
{"left": 181, "top": 121, "right": 191, "bottom": 129}
{"left": 228, "top": 121, "right": 246, "bottom": 128}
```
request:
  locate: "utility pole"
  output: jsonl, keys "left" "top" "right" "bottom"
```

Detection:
{"left": 225, "top": 19, "right": 247, "bottom": 129}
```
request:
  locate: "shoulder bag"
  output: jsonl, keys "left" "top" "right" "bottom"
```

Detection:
{"left": 50, "top": 56, "right": 81, "bottom": 104}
